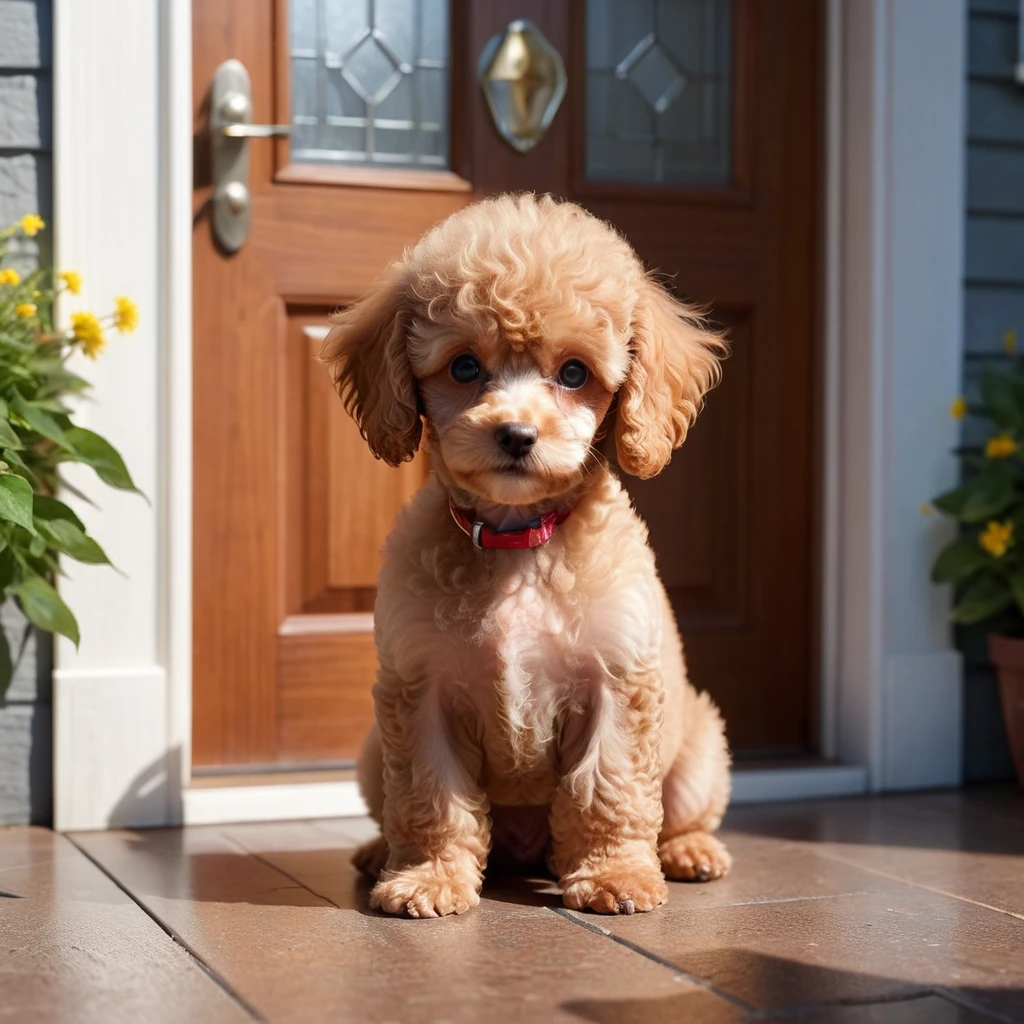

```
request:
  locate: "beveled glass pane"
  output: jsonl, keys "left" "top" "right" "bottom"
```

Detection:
{"left": 289, "top": 0, "right": 451, "bottom": 170}
{"left": 585, "top": 0, "right": 731, "bottom": 185}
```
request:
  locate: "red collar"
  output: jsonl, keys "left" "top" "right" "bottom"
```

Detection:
{"left": 449, "top": 499, "right": 572, "bottom": 550}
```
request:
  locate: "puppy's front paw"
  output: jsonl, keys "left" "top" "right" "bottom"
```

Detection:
{"left": 659, "top": 831, "right": 732, "bottom": 882}
{"left": 370, "top": 863, "right": 481, "bottom": 918}
{"left": 561, "top": 859, "right": 667, "bottom": 915}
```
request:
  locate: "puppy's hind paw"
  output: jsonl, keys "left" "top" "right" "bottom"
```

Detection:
{"left": 351, "top": 836, "right": 389, "bottom": 879}
{"left": 659, "top": 831, "right": 732, "bottom": 882}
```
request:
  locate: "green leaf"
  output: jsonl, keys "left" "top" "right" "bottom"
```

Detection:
{"left": 33, "top": 494, "right": 85, "bottom": 531}
{"left": 55, "top": 475, "right": 97, "bottom": 508}
{"left": 960, "top": 454, "right": 990, "bottom": 472}
{"left": 931, "top": 535, "right": 990, "bottom": 583}
{"left": 952, "top": 574, "right": 1014, "bottom": 625}
{"left": 11, "top": 574, "right": 79, "bottom": 647}
{"left": 28, "top": 398, "right": 71, "bottom": 414}
{"left": 0, "top": 417, "right": 23, "bottom": 450}
{"left": 932, "top": 484, "right": 971, "bottom": 517}
{"left": 0, "top": 626, "right": 11, "bottom": 702}
{"left": 0, "top": 547, "right": 15, "bottom": 592}
{"left": 37, "top": 517, "right": 111, "bottom": 565}
{"left": 0, "top": 474, "right": 36, "bottom": 534}
{"left": 3, "top": 449, "right": 37, "bottom": 486}
{"left": 961, "top": 470, "right": 1015, "bottom": 524}
{"left": 980, "top": 365, "right": 1021, "bottom": 428}
{"left": 10, "top": 395, "right": 70, "bottom": 448}
{"left": 63, "top": 427, "right": 139, "bottom": 493}
{"left": 1010, "top": 573, "right": 1024, "bottom": 618}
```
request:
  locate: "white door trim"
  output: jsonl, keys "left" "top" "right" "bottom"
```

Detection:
{"left": 52, "top": 0, "right": 966, "bottom": 830}
{"left": 824, "top": 0, "right": 966, "bottom": 789}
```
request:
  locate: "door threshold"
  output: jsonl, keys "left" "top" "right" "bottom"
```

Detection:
{"left": 182, "top": 764, "right": 869, "bottom": 826}
{"left": 731, "top": 762, "right": 868, "bottom": 804}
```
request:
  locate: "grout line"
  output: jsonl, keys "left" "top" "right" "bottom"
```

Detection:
{"left": 683, "top": 890, "right": 873, "bottom": 910}
{"left": 239, "top": 848, "right": 342, "bottom": 911}
{"left": 67, "top": 836, "right": 268, "bottom": 1024}
{"left": 550, "top": 906, "right": 756, "bottom": 1013}
{"left": 934, "top": 985, "right": 1022, "bottom": 1024}
{"left": 805, "top": 847, "right": 1024, "bottom": 923}
{"left": 216, "top": 828, "right": 343, "bottom": 909}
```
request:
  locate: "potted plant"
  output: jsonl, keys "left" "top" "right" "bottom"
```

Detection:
{"left": 929, "top": 329, "right": 1024, "bottom": 786}
{"left": 0, "top": 214, "right": 138, "bottom": 697}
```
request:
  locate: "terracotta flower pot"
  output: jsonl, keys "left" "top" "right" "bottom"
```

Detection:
{"left": 986, "top": 634, "right": 1024, "bottom": 788}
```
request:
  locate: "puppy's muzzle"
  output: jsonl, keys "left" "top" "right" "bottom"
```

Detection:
{"left": 495, "top": 422, "right": 537, "bottom": 460}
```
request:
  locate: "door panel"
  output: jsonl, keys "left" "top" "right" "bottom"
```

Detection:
{"left": 285, "top": 318, "right": 428, "bottom": 616}
{"left": 193, "top": 0, "right": 821, "bottom": 769}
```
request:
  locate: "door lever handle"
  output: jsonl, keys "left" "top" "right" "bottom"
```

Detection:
{"left": 209, "top": 59, "right": 293, "bottom": 253}
{"left": 219, "top": 123, "right": 293, "bottom": 139}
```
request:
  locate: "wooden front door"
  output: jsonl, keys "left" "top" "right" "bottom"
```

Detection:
{"left": 192, "top": 0, "right": 822, "bottom": 771}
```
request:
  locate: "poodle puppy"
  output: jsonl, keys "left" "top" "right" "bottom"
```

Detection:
{"left": 323, "top": 193, "right": 732, "bottom": 918}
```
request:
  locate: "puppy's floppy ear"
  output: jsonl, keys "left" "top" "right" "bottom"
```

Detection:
{"left": 321, "top": 262, "right": 421, "bottom": 466}
{"left": 615, "top": 275, "right": 727, "bottom": 479}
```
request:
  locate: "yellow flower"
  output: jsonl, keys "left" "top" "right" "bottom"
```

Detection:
{"left": 14, "top": 302, "right": 36, "bottom": 319}
{"left": 1004, "top": 328, "right": 1018, "bottom": 356}
{"left": 113, "top": 295, "right": 139, "bottom": 334}
{"left": 985, "top": 433, "right": 1018, "bottom": 459}
{"left": 19, "top": 214, "right": 44, "bottom": 237}
{"left": 60, "top": 270, "right": 82, "bottom": 295}
{"left": 920, "top": 503, "right": 932, "bottom": 517}
{"left": 0, "top": 268, "right": 20, "bottom": 286}
{"left": 950, "top": 396, "right": 968, "bottom": 421}
{"left": 980, "top": 520, "right": 1014, "bottom": 559}
{"left": 70, "top": 311, "right": 105, "bottom": 359}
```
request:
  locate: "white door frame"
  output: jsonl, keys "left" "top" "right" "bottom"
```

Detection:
{"left": 51, "top": 0, "right": 966, "bottom": 831}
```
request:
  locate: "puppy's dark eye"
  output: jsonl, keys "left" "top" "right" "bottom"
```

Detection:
{"left": 450, "top": 354, "right": 481, "bottom": 384}
{"left": 557, "top": 360, "right": 589, "bottom": 390}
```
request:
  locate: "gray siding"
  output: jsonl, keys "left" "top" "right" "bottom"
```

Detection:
{"left": 0, "top": 0, "right": 52, "bottom": 825}
{"left": 960, "top": 0, "right": 1023, "bottom": 782}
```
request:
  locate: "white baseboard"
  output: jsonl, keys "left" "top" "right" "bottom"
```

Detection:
{"left": 183, "top": 778, "right": 370, "bottom": 826}
{"left": 730, "top": 764, "right": 869, "bottom": 805}
{"left": 180, "top": 764, "right": 870, "bottom": 827}
{"left": 53, "top": 666, "right": 178, "bottom": 832}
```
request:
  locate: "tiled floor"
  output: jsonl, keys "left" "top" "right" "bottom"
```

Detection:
{"left": 3, "top": 788, "right": 1023, "bottom": 1023}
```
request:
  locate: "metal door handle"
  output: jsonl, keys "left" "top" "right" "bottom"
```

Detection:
{"left": 220, "top": 123, "right": 292, "bottom": 139}
{"left": 479, "top": 20, "right": 567, "bottom": 153}
{"left": 209, "top": 59, "right": 291, "bottom": 253}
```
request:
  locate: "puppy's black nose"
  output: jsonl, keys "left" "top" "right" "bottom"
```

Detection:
{"left": 495, "top": 422, "right": 538, "bottom": 459}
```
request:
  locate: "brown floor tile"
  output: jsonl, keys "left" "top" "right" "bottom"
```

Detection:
{"left": 663, "top": 831, "right": 899, "bottom": 910}
{"left": 725, "top": 789, "right": 1024, "bottom": 858}
{"left": 61, "top": 790, "right": 1024, "bottom": 1023}
{"left": 312, "top": 814, "right": 383, "bottom": 845}
{"left": 768, "top": 993, "right": 1001, "bottom": 1023}
{"left": 807, "top": 843, "right": 1024, "bottom": 923}
{"left": 0, "top": 827, "right": 248, "bottom": 1024}
{"left": 576, "top": 868, "right": 1024, "bottom": 1020}
{"left": 74, "top": 823, "right": 741, "bottom": 1024}
{"left": 725, "top": 790, "right": 1024, "bottom": 919}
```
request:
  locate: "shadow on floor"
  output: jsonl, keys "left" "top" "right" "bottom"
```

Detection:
{"left": 73, "top": 824, "right": 566, "bottom": 913}
{"left": 563, "top": 953, "right": 1021, "bottom": 1023}
{"left": 723, "top": 786, "right": 1024, "bottom": 856}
